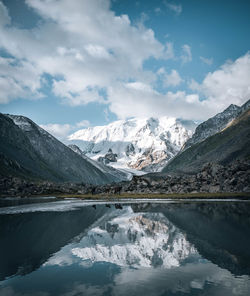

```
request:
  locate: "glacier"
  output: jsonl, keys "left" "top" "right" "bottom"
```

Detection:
{"left": 68, "top": 116, "right": 196, "bottom": 173}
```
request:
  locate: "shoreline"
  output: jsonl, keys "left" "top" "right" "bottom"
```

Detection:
{"left": 1, "top": 192, "right": 250, "bottom": 200}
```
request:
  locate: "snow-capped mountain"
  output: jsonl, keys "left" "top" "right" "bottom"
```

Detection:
{"left": 68, "top": 117, "right": 196, "bottom": 173}
{"left": 183, "top": 99, "right": 250, "bottom": 150}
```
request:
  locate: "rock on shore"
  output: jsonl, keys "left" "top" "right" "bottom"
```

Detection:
{"left": 1, "top": 159, "right": 249, "bottom": 197}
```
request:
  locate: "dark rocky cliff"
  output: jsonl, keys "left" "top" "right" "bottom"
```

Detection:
{"left": 0, "top": 114, "right": 123, "bottom": 184}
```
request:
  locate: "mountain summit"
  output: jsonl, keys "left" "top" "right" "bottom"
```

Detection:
{"left": 68, "top": 117, "right": 196, "bottom": 173}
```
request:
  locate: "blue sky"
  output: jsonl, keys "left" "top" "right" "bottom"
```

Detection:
{"left": 0, "top": 0, "right": 250, "bottom": 139}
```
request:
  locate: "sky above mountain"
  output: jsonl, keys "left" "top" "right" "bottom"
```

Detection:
{"left": 0, "top": 0, "right": 250, "bottom": 139}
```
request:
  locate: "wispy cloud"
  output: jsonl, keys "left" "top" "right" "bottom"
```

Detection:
{"left": 76, "top": 120, "right": 90, "bottom": 128}
{"left": 200, "top": 56, "right": 213, "bottom": 65}
{"left": 164, "top": 1, "right": 182, "bottom": 15}
{"left": 104, "top": 108, "right": 110, "bottom": 122}
{"left": 181, "top": 45, "right": 192, "bottom": 64}
{"left": 164, "top": 42, "right": 175, "bottom": 60}
{"left": 154, "top": 7, "right": 161, "bottom": 15}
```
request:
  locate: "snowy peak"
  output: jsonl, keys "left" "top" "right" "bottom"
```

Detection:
{"left": 68, "top": 116, "right": 196, "bottom": 172}
{"left": 69, "top": 117, "right": 191, "bottom": 149}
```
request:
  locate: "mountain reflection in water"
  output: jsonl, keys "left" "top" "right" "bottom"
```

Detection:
{"left": 0, "top": 200, "right": 250, "bottom": 296}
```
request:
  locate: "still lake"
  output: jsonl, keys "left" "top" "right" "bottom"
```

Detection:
{"left": 0, "top": 197, "right": 250, "bottom": 296}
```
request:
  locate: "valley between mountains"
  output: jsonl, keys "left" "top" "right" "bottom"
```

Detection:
{"left": 0, "top": 100, "right": 249, "bottom": 198}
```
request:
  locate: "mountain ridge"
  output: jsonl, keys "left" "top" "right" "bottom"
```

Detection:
{"left": 0, "top": 113, "right": 126, "bottom": 184}
{"left": 183, "top": 99, "right": 250, "bottom": 150}
{"left": 162, "top": 107, "right": 250, "bottom": 174}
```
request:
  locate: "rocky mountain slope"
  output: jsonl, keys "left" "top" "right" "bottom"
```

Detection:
{"left": 123, "top": 160, "right": 250, "bottom": 194}
{"left": 183, "top": 99, "right": 250, "bottom": 150}
{"left": 68, "top": 144, "right": 131, "bottom": 181}
{"left": 1, "top": 158, "right": 249, "bottom": 197}
{"left": 68, "top": 117, "right": 196, "bottom": 173}
{"left": 0, "top": 114, "right": 126, "bottom": 184}
{"left": 162, "top": 107, "right": 250, "bottom": 175}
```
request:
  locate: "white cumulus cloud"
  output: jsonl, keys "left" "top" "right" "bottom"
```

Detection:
{"left": 157, "top": 68, "right": 183, "bottom": 87}
{"left": 108, "top": 52, "right": 250, "bottom": 121}
{"left": 40, "top": 123, "right": 73, "bottom": 140}
{"left": 164, "top": 69, "right": 183, "bottom": 87}
{"left": 0, "top": 0, "right": 164, "bottom": 104}
{"left": 190, "top": 52, "right": 250, "bottom": 110}
{"left": 107, "top": 83, "right": 209, "bottom": 120}
{"left": 0, "top": 0, "right": 249, "bottom": 123}
{"left": 40, "top": 119, "right": 91, "bottom": 140}
{"left": 0, "top": 57, "right": 43, "bottom": 103}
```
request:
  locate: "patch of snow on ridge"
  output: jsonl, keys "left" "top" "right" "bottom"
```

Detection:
{"left": 7, "top": 114, "right": 33, "bottom": 132}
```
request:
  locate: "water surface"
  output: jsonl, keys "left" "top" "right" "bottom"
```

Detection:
{"left": 0, "top": 198, "right": 250, "bottom": 296}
